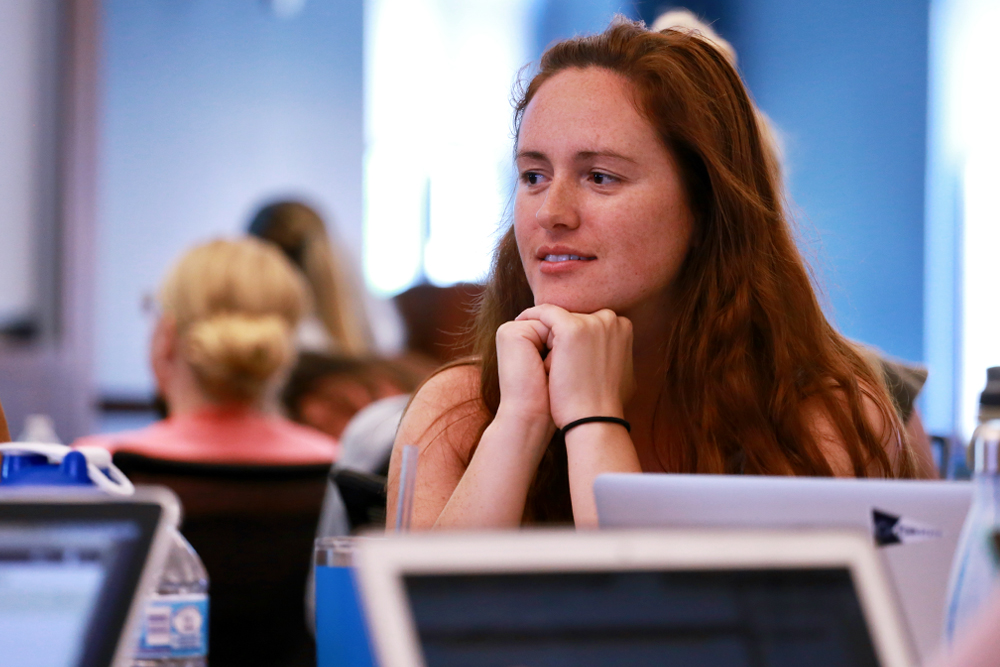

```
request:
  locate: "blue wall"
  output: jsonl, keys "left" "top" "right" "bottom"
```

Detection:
{"left": 97, "top": 0, "right": 363, "bottom": 397}
{"left": 532, "top": 0, "right": 634, "bottom": 58}
{"left": 737, "top": 0, "right": 928, "bottom": 365}
{"left": 637, "top": 1, "right": 928, "bottom": 365}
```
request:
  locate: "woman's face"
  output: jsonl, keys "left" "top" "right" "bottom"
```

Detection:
{"left": 514, "top": 67, "right": 694, "bottom": 320}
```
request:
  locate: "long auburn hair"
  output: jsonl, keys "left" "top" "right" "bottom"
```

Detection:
{"left": 457, "top": 18, "right": 913, "bottom": 522}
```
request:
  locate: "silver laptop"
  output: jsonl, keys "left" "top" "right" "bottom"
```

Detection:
{"left": 353, "top": 529, "right": 916, "bottom": 667}
{"left": 595, "top": 473, "right": 972, "bottom": 662}
{"left": 0, "top": 487, "right": 179, "bottom": 667}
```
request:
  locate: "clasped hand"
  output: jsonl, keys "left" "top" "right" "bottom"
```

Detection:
{"left": 495, "top": 304, "right": 634, "bottom": 432}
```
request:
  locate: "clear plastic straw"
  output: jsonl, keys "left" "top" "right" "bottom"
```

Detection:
{"left": 395, "top": 444, "right": 419, "bottom": 532}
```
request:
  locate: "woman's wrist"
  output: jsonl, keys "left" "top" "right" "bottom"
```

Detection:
{"left": 481, "top": 408, "right": 555, "bottom": 470}
{"left": 493, "top": 404, "right": 555, "bottom": 442}
{"left": 495, "top": 400, "right": 552, "bottom": 428}
{"left": 553, "top": 400, "right": 625, "bottom": 432}
{"left": 560, "top": 416, "right": 631, "bottom": 438}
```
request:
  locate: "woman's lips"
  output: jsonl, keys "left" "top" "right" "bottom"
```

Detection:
{"left": 538, "top": 253, "right": 596, "bottom": 274}
{"left": 542, "top": 254, "right": 595, "bottom": 262}
{"left": 536, "top": 245, "right": 597, "bottom": 261}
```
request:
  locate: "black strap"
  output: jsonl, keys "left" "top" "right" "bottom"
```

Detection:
{"left": 560, "top": 416, "right": 631, "bottom": 438}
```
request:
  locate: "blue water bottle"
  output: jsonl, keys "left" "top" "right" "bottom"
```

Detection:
{"left": 2, "top": 415, "right": 135, "bottom": 495}
{"left": 314, "top": 537, "right": 376, "bottom": 667}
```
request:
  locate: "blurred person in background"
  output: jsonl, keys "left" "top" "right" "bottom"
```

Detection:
{"left": 249, "top": 200, "right": 434, "bottom": 439}
{"left": 75, "top": 238, "right": 338, "bottom": 465}
{"left": 248, "top": 200, "right": 405, "bottom": 356}
{"left": 282, "top": 352, "right": 422, "bottom": 440}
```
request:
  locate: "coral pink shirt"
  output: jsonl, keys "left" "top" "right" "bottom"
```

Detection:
{"left": 74, "top": 407, "right": 339, "bottom": 466}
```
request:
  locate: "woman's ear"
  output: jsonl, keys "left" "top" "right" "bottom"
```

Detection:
{"left": 150, "top": 316, "right": 178, "bottom": 396}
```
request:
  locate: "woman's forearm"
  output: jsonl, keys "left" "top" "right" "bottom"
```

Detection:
{"left": 434, "top": 409, "right": 554, "bottom": 529}
{"left": 564, "top": 422, "right": 642, "bottom": 528}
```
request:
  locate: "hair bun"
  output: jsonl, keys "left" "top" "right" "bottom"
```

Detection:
{"left": 183, "top": 313, "right": 293, "bottom": 401}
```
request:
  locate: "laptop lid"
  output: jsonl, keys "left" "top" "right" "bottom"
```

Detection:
{"left": 0, "top": 487, "right": 179, "bottom": 667}
{"left": 594, "top": 473, "right": 972, "bottom": 661}
{"left": 354, "top": 529, "right": 916, "bottom": 667}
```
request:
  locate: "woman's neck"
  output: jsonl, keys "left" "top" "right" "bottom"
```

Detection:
{"left": 162, "top": 360, "right": 275, "bottom": 418}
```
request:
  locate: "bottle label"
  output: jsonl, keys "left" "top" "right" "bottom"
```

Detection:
{"left": 135, "top": 593, "right": 209, "bottom": 659}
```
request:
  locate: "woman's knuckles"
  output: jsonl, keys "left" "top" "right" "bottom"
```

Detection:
{"left": 498, "top": 320, "right": 545, "bottom": 346}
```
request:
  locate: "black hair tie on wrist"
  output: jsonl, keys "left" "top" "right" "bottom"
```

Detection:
{"left": 560, "top": 416, "right": 631, "bottom": 438}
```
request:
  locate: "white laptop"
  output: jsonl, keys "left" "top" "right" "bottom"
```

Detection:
{"left": 595, "top": 473, "right": 972, "bottom": 662}
{"left": 353, "top": 529, "right": 917, "bottom": 667}
{"left": 0, "top": 487, "right": 179, "bottom": 667}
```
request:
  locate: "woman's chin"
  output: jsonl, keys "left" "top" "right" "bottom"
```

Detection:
{"left": 533, "top": 295, "right": 609, "bottom": 314}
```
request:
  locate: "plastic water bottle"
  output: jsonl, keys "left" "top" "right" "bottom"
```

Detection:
{"left": 944, "top": 418, "right": 1000, "bottom": 642}
{"left": 133, "top": 529, "right": 210, "bottom": 667}
{"left": 17, "top": 414, "right": 62, "bottom": 444}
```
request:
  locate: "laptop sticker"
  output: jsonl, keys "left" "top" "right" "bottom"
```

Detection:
{"left": 872, "top": 509, "right": 943, "bottom": 547}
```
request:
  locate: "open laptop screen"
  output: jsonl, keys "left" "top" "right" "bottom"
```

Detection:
{"left": 404, "top": 568, "right": 879, "bottom": 667}
{"left": 0, "top": 502, "right": 162, "bottom": 667}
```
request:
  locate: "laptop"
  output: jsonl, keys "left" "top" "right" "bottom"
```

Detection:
{"left": 353, "top": 529, "right": 916, "bottom": 667}
{"left": 595, "top": 473, "right": 972, "bottom": 662}
{"left": 0, "top": 487, "right": 180, "bottom": 667}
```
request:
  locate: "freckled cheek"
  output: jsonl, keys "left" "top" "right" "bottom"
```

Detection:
{"left": 513, "top": 222, "right": 530, "bottom": 263}
{"left": 513, "top": 200, "right": 535, "bottom": 241}
{"left": 512, "top": 225, "right": 537, "bottom": 286}
{"left": 620, "top": 199, "right": 691, "bottom": 259}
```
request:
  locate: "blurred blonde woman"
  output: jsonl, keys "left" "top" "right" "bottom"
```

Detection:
{"left": 75, "top": 238, "right": 339, "bottom": 464}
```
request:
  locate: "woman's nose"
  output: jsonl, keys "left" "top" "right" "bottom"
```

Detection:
{"left": 535, "top": 177, "right": 580, "bottom": 231}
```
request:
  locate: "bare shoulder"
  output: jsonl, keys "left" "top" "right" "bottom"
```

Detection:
{"left": 803, "top": 385, "right": 900, "bottom": 477}
{"left": 387, "top": 364, "right": 489, "bottom": 528}
{"left": 396, "top": 364, "right": 487, "bottom": 461}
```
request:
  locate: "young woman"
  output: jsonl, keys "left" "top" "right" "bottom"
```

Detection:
{"left": 387, "top": 18, "right": 923, "bottom": 530}
{"left": 75, "top": 238, "right": 339, "bottom": 465}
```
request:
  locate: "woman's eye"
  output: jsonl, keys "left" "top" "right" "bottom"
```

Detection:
{"left": 591, "top": 171, "right": 616, "bottom": 185}
{"left": 522, "top": 171, "right": 543, "bottom": 186}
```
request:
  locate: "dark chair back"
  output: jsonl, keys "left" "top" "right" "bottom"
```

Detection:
{"left": 330, "top": 467, "right": 388, "bottom": 531}
{"left": 113, "top": 452, "right": 329, "bottom": 667}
